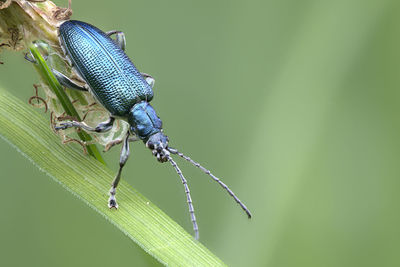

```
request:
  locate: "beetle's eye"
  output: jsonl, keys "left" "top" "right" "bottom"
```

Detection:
{"left": 147, "top": 142, "right": 154, "bottom": 149}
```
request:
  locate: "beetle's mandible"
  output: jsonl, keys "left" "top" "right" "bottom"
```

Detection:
{"left": 47, "top": 20, "right": 251, "bottom": 239}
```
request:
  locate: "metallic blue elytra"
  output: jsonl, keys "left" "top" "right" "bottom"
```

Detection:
{"left": 59, "top": 20, "right": 153, "bottom": 116}
{"left": 53, "top": 20, "right": 251, "bottom": 240}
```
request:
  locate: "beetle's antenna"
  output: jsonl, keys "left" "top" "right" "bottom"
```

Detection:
{"left": 168, "top": 155, "right": 199, "bottom": 240}
{"left": 168, "top": 147, "right": 252, "bottom": 219}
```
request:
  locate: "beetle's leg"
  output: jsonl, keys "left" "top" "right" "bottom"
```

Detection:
{"left": 55, "top": 117, "right": 115, "bottom": 133}
{"left": 106, "top": 30, "right": 126, "bottom": 51}
{"left": 108, "top": 132, "right": 131, "bottom": 209}
{"left": 141, "top": 72, "right": 155, "bottom": 88}
{"left": 52, "top": 69, "right": 89, "bottom": 91}
{"left": 24, "top": 52, "right": 37, "bottom": 64}
{"left": 104, "top": 135, "right": 138, "bottom": 152}
{"left": 24, "top": 44, "right": 51, "bottom": 64}
{"left": 25, "top": 50, "right": 87, "bottom": 92}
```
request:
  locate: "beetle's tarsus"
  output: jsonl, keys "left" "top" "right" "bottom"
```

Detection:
{"left": 141, "top": 72, "right": 155, "bottom": 88}
{"left": 24, "top": 52, "right": 37, "bottom": 64}
{"left": 104, "top": 139, "right": 122, "bottom": 152}
{"left": 108, "top": 187, "right": 119, "bottom": 209}
{"left": 104, "top": 135, "right": 138, "bottom": 152}
{"left": 108, "top": 202, "right": 118, "bottom": 209}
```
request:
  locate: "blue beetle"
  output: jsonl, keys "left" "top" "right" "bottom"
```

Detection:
{"left": 48, "top": 20, "right": 251, "bottom": 239}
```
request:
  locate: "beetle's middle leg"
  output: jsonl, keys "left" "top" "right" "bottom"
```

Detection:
{"left": 55, "top": 117, "right": 115, "bottom": 133}
{"left": 108, "top": 131, "right": 131, "bottom": 209}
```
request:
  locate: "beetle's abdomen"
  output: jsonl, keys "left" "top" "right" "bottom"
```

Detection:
{"left": 59, "top": 20, "right": 153, "bottom": 116}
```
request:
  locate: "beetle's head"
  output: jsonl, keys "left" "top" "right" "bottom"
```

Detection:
{"left": 129, "top": 102, "right": 170, "bottom": 162}
{"left": 146, "top": 132, "right": 170, "bottom": 163}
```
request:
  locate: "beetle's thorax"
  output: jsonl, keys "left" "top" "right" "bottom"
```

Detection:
{"left": 128, "top": 102, "right": 170, "bottom": 162}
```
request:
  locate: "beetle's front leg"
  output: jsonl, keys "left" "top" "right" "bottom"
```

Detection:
{"left": 104, "top": 135, "right": 138, "bottom": 152}
{"left": 55, "top": 117, "right": 115, "bottom": 133}
{"left": 108, "top": 132, "right": 131, "bottom": 209}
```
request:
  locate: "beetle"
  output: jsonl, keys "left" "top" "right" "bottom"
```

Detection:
{"left": 45, "top": 20, "right": 251, "bottom": 239}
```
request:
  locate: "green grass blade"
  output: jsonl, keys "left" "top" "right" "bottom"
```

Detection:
{"left": 0, "top": 87, "right": 226, "bottom": 267}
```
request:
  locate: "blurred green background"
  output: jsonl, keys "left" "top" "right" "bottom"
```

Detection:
{"left": 1, "top": 0, "right": 400, "bottom": 266}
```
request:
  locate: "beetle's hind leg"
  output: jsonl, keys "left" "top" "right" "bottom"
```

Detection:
{"left": 55, "top": 117, "right": 115, "bottom": 133}
{"left": 52, "top": 69, "right": 89, "bottom": 91}
{"left": 106, "top": 30, "right": 126, "bottom": 51}
{"left": 24, "top": 49, "right": 88, "bottom": 92}
{"left": 108, "top": 132, "right": 131, "bottom": 209}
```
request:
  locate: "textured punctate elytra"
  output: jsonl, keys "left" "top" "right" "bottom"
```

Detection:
{"left": 59, "top": 20, "right": 153, "bottom": 116}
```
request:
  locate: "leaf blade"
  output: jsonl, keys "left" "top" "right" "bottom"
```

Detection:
{"left": 0, "top": 87, "right": 225, "bottom": 267}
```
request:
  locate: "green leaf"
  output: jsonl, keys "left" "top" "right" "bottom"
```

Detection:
{"left": 0, "top": 87, "right": 226, "bottom": 267}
